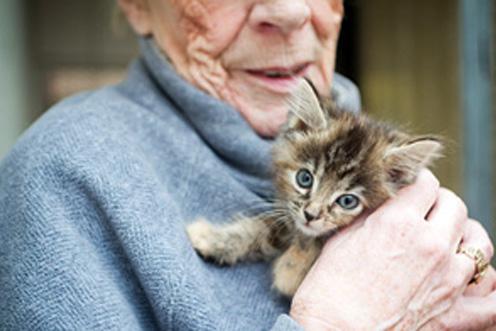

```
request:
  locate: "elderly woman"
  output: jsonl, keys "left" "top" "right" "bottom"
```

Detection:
{"left": 1, "top": 0, "right": 495, "bottom": 330}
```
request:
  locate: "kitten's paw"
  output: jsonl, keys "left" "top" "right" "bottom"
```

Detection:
{"left": 272, "top": 259, "right": 301, "bottom": 297}
{"left": 272, "top": 241, "right": 320, "bottom": 297}
{"left": 186, "top": 218, "right": 231, "bottom": 265}
{"left": 186, "top": 218, "right": 217, "bottom": 256}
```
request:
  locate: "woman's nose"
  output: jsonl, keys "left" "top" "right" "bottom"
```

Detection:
{"left": 249, "top": 0, "right": 311, "bottom": 36}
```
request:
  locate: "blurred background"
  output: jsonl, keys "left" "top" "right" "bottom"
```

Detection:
{"left": 0, "top": 0, "right": 494, "bottom": 237}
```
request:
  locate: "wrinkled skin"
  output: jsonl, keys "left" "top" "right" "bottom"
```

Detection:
{"left": 119, "top": 0, "right": 343, "bottom": 137}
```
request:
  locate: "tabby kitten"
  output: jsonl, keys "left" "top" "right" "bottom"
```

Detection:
{"left": 186, "top": 80, "right": 442, "bottom": 297}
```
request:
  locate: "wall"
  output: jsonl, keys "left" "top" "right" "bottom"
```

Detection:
{"left": 0, "top": 1, "right": 32, "bottom": 159}
{"left": 357, "top": 0, "right": 462, "bottom": 194}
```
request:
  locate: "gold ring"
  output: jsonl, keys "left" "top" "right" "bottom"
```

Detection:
{"left": 458, "top": 246, "right": 490, "bottom": 284}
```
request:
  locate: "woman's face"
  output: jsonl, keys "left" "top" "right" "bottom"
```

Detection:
{"left": 124, "top": 0, "right": 343, "bottom": 136}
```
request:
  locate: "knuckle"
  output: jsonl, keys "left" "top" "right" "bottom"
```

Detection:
{"left": 420, "top": 168, "right": 440, "bottom": 189}
{"left": 466, "top": 220, "right": 494, "bottom": 259}
{"left": 484, "top": 241, "right": 495, "bottom": 260}
{"left": 441, "top": 189, "right": 468, "bottom": 219}
{"left": 473, "top": 221, "right": 494, "bottom": 258}
{"left": 457, "top": 202, "right": 468, "bottom": 221}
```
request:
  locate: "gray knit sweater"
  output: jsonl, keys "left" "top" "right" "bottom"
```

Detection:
{"left": 0, "top": 37, "right": 360, "bottom": 330}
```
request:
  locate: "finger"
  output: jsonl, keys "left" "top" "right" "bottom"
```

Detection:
{"left": 456, "top": 219, "right": 495, "bottom": 290}
{"left": 446, "top": 291, "right": 496, "bottom": 330}
{"left": 377, "top": 168, "right": 440, "bottom": 219}
{"left": 426, "top": 188, "right": 467, "bottom": 247}
{"left": 462, "top": 219, "right": 495, "bottom": 262}
{"left": 450, "top": 252, "right": 477, "bottom": 293}
{"left": 465, "top": 266, "right": 496, "bottom": 297}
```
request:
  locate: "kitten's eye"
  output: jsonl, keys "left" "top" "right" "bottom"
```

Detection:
{"left": 295, "top": 169, "right": 313, "bottom": 189}
{"left": 335, "top": 194, "right": 360, "bottom": 210}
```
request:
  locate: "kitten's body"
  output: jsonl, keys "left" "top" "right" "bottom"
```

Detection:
{"left": 187, "top": 81, "right": 442, "bottom": 297}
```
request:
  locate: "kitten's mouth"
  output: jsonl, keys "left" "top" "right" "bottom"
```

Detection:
{"left": 295, "top": 218, "right": 331, "bottom": 237}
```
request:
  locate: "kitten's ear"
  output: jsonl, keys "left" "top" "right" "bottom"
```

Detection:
{"left": 385, "top": 137, "right": 443, "bottom": 186}
{"left": 285, "top": 79, "right": 328, "bottom": 132}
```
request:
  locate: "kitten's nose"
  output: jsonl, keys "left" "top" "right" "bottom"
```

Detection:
{"left": 304, "top": 210, "right": 318, "bottom": 223}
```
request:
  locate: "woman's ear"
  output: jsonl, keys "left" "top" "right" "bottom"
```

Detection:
{"left": 118, "top": 0, "right": 153, "bottom": 36}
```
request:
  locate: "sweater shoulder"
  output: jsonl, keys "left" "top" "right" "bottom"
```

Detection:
{"left": 0, "top": 87, "right": 167, "bottom": 203}
{"left": 2, "top": 84, "right": 170, "bottom": 173}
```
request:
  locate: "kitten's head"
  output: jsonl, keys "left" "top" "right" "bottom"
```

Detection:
{"left": 273, "top": 80, "right": 443, "bottom": 237}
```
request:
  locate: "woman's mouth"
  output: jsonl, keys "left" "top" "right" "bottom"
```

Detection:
{"left": 242, "top": 63, "right": 311, "bottom": 94}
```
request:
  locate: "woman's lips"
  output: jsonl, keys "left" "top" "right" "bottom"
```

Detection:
{"left": 241, "top": 63, "right": 311, "bottom": 94}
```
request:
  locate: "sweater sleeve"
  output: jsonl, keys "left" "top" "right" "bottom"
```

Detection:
{"left": 0, "top": 159, "right": 157, "bottom": 330}
{"left": 271, "top": 314, "right": 304, "bottom": 331}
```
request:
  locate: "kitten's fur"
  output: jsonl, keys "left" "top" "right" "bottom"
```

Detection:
{"left": 187, "top": 80, "right": 443, "bottom": 297}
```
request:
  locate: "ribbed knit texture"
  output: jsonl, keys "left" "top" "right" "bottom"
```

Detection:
{"left": 0, "top": 37, "right": 360, "bottom": 330}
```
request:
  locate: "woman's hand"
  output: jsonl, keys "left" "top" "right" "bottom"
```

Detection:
{"left": 421, "top": 268, "right": 496, "bottom": 331}
{"left": 421, "top": 221, "right": 496, "bottom": 331}
{"left": 290, "top": 169, "right": 496, "bottom": 330}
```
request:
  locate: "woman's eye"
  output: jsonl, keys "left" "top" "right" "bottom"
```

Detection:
{"left": 335, "top": 194, "right": 360, "bottom": 210}
{"left": 295, "top": 169, "right": 313, "bottom": 189}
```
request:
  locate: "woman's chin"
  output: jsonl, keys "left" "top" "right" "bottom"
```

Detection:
{"left": 223, "top": 87, "right": 292, "bottom": 137}
{"left": 215, "top": 69, "right": 330, "bottom": 137}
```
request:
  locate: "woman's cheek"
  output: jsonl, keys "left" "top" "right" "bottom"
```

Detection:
{"left": 203, "top": 3, "right": 251, "bottom": 56}
{"left": 309, "top": 0, "right": 343, "bottom": 39}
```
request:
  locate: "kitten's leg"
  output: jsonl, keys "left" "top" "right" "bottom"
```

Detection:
{"left": 272, "top": 238, "right": 322, "bottom": 297}
{"left": 186, "top": 216, "right": 286, "bottom": 265}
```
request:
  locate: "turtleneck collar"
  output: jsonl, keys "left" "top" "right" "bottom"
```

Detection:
{"left": 138, "top": 37, "right": 275, "bottom": 197}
